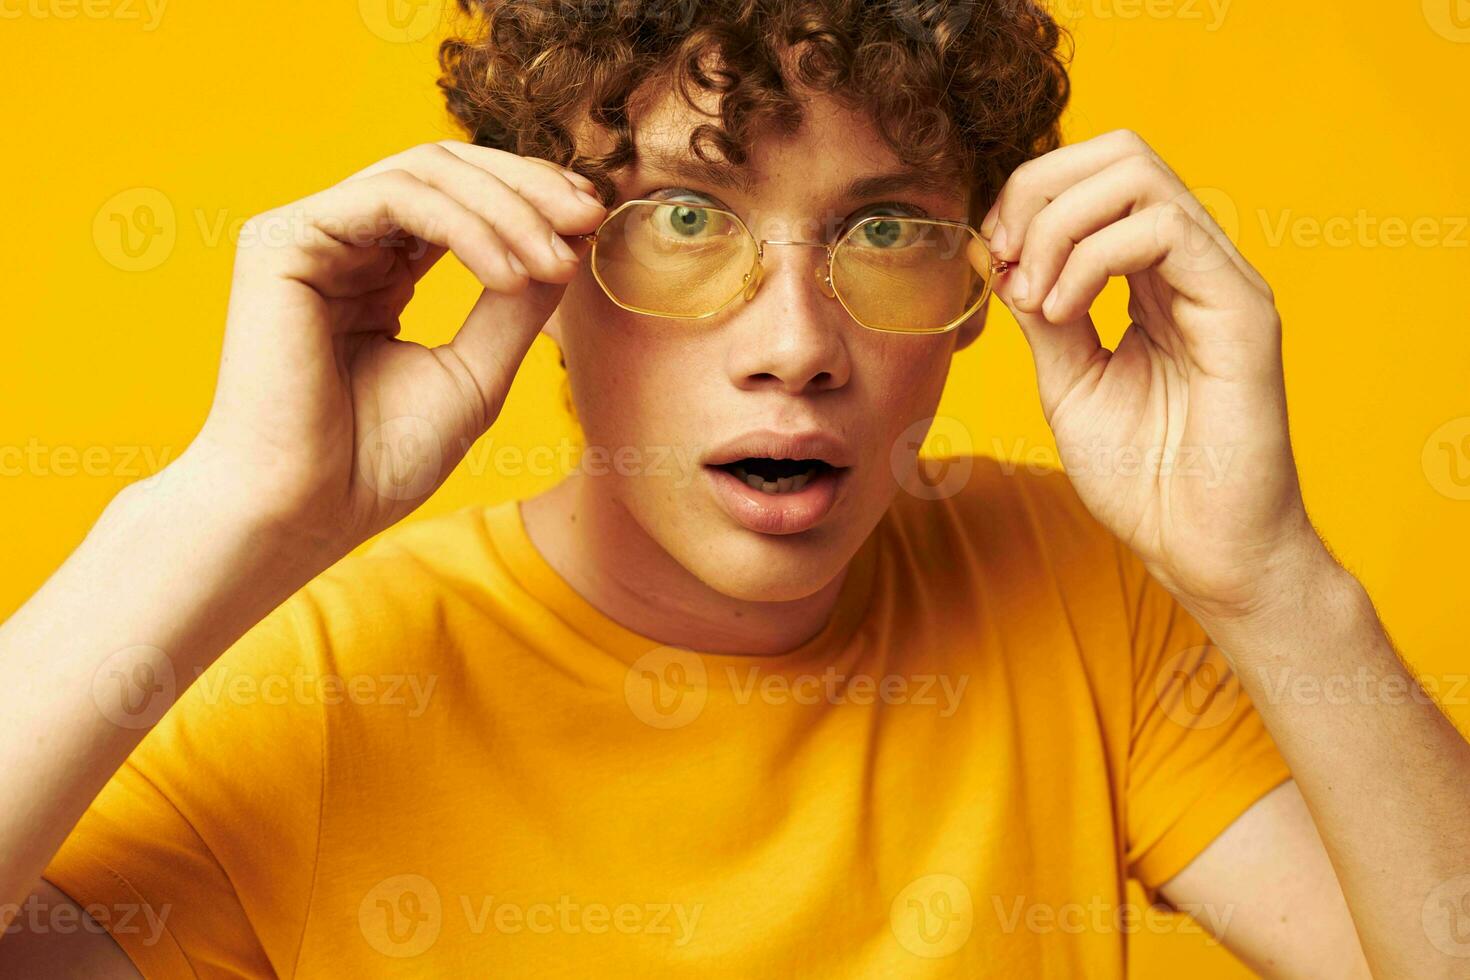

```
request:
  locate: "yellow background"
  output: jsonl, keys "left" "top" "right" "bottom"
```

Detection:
{"left": 2, "top": 1, "right": 1467, "bottom": 975}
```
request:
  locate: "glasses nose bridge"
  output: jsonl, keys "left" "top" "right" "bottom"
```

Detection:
{"left": 749, "top": 238, "right": 837, "bottom": 301}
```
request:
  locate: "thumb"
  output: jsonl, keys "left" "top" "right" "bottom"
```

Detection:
{"left": 440, "top": 278, "right": 568, "bottom": 431}
{"left": 993, "top": 271, "right": 1105, "bottom": 417}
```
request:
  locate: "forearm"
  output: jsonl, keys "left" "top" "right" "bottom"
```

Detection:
{"left": 1191, "top": 544, "right": 1470, "bottom": 980}
{"left": 0, "top": 456, "right": 330, "bottom": 919}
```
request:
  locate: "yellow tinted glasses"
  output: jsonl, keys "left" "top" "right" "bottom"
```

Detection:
{"left": 577, "top": 200, "right": 1008, "bottom": 334}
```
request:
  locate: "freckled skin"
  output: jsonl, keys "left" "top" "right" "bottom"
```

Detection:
{"left": 527, "top": 89, "right": 988, "bottom": 650}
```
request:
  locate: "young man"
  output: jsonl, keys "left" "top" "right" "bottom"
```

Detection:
{"left": 1, "top": 1, "right": 1465, "bottom": 977}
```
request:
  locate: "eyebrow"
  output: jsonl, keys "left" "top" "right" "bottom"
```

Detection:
{"left": 636, "top": 143, "right": 953, "bottom": 203}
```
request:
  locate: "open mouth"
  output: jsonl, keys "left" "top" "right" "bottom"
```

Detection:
{"left": 714, "top": 457, "right": 836, "bottom": 495}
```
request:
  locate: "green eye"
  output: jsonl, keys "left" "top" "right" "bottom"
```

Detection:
{"left": 667, "top": 205, "right": 710, "bottom": 237}
{"left": 862, "top": 218, "right": 907, "bottom": 248}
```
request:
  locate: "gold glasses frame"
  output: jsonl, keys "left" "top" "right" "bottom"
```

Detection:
{"left": 574, "top": 199, "right": 1010, "bottom": 335}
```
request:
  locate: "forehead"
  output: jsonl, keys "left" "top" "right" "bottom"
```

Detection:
{"left": 594, "top": 80, "right": 970, "bottom": 215}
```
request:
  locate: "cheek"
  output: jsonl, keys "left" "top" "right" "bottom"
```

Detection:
{"left": 558, "top": 271, "right": 704, "bottom": 453}
{"left": 857, "top": 333, "right": 957, "bottom": 425}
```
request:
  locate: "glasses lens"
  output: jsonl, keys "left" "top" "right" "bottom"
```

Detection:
{"left": 592, "top": 202, "right": 756, "bottom": 318}
{"left": 831, "top": 218, "right": 993, "bottom": 333}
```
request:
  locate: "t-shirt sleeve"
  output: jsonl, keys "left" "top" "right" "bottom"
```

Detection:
{"left": 42, "top": 593, "right": 327, "bottom": 979}
{"left": 1119, "top": 543, "right": 1292, "bottom": 898}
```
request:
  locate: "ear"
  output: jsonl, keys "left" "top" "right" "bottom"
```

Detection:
{"left": 953, "top": 297, "right": 991, "bottom": 353}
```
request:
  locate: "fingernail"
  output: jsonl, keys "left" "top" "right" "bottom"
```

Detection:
{"left": 507, "top": 252, "right": 529, "bottom": 278}
{"left": 551, "top": 232, "right": 577, "bottom": 263}
{"left": 1042, "top": 285, "right": 1061, "bottom": 319}
{"left": 576, "top": 190, "right": 605, "bottom": 212}
{"left": 990, "top": 225, "right": 1009, "bottom": 257}
{"left": 1010, "top": 269, "right": 1029, "bottom": 305}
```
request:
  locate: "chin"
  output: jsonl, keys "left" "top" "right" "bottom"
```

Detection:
{"left": 677, "top": 519, "right": 857, "bottom": 604}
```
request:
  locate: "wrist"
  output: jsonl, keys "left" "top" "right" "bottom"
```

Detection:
{"left": 1181, "top": 536, "right": 1371, "bottom": 661}
{"left": 115, "top": 446, "right": 344, "bottom": 581}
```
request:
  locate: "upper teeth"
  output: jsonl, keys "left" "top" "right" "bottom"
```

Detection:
{"left": 731, "top": 465, "right": 816, "bottom": 494}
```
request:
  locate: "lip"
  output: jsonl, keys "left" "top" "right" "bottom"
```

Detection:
{"left": 702, "top": 429, "right": 856, "bottom": 469}
{"left": 704, "top": 461, "right": 847, "bottom": 535}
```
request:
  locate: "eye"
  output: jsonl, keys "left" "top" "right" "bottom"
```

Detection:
{"left": 844, "top": 202, "right": 928, "bottom": 249}
{"left": 644, "top": 191, "right": 739, "bottom": 243}
{"left": 861, "top": 218, "right": 905, "bottom": 248}
{"left": 853, "top": 215, "right": 923, "bottom": 250}
{"left": 664, "top": 204, "right": 711, "bottom": 238}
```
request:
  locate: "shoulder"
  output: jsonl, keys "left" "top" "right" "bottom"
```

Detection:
{"left": 250, "top": 504, "right": 514, "bottom": 676}
{"left": 309, "top": 503, "right": 506, "bottom": 602}
{"left": 881, "top": 453, "right": 1124, "bottom": 574}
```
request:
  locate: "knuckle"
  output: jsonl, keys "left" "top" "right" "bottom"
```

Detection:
{"left": 1156, "top": 199, "right": 1193, "bottom": 230}
{"left": 1121, "top": 152, "right": 1167, "bottom": 183}
{"left": 414, "top": 142, "right": 457, "bottom": 169}
{"left": 1070, "top": 235, "right": 1100, "bottom": 270}
{"left": 240, "top": 210, "right": 270, "bottom": 237}
{"left": 375, "top": 168, "right": 421, "bottom": 195}
{"left": 1028, "top": 206, "right": 1064, "bottom": 243}
{"left": 1108, "top": 127, "right": 1150, "bottom": 153}
{"left": 1008, "top": 158, "right": 1042, "bottom": 190}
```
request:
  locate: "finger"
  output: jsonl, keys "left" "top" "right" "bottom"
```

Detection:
{"left": 515, "top": 153, "right": 604, "bottom": 202}
{"left": 330, "top": 275, "right": 415, "bottom": 336}
{"left": 299, "top": 169, "right": 529, "bottom": 297}
{"left": 357, "top": 144, "right": 584, "bottom": 283}
{"left": 439, "top": 279, "right": 568, "bottom": 430}
{"left": 992, "top": 268, "right": 1106, "bottom": 415}
{"left": 1039, "top": 202, "right": 1261, "bottom": 327}
{"left": 406, "top": 241, "right": 449, "bottom": 283}
{"left": 981, "top": 129, "right": 1181, "bottom": 261}
{"left": 434, "top": 142, "right": 607, "bottom": 232}
{"left": 1162, "top": 188, "right": 1275, "bottom": 298}
{"left": 1007, "top": 153, "right": 1178, "bottom": 315}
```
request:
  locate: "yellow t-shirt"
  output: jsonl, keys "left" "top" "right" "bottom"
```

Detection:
{"left": 46, "top": 456, "right": 1289, "bottom": 978}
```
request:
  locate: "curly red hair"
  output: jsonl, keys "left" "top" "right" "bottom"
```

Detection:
{"left": 439, "top": 0, "right": 1071, "bottom": 216}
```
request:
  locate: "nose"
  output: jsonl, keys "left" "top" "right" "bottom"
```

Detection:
{"left": 724, "top": 243, "right": 852, "bottom": 395}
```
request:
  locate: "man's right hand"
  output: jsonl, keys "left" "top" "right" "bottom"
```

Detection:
{"left": 186, "top": 141, "right": 606, "bottom": 556}
{"left": 0, "top": 143, "right": 608, "bottom": 969}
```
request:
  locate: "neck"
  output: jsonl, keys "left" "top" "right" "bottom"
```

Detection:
{"left": 519, "top": 473, "right": 852, "bottom": 656}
